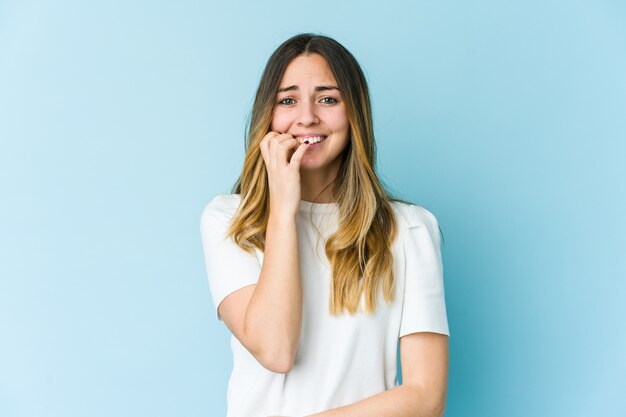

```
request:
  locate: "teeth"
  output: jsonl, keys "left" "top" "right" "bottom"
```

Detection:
{"left": 297, "top": 136, "right": 326, "bottom": 144}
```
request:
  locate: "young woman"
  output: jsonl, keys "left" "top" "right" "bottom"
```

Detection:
{"left": 200, "top": 33, "right": 450, "bottom": 417}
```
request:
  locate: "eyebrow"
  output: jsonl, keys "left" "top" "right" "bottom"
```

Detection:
{"left": 277, "top": 85, "right": 340, "bottom": 93}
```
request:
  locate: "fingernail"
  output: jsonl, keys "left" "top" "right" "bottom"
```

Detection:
{"left": 304, "top": 140, "right": 309, "bottom": 144}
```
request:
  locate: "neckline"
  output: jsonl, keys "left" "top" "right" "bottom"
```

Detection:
{"left": 299, "top": 199, "right": 339, "bottom": 214}
{"left": 231, "top": 193, "right": 338, "bottom": 214}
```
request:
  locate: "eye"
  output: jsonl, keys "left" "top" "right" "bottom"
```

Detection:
{"left": 278, "top": 97, "right": 295, "bottom": 105}
{"left": 320, "top": 97, "right": 338, "bottom": 104}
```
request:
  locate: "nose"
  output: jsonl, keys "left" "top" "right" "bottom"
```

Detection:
{"left": 296, "top": 99, "right": 319, "bottom": 126}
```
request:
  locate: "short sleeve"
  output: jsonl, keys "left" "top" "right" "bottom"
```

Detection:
{"left": 199, "top": 194, "right": 262, "bottom": 322}
{"left": 399, "top": 204, "right": 450, "bottom": 337}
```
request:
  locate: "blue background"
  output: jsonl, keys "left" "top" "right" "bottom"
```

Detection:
{"left": 1, "top": 1, "right": 625, "bottom": 416}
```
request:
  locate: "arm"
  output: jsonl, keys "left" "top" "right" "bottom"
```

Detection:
{"left": 203, "top": 202, "right": 302, "bottom": 373}
{"left": 305, "top": 332, "right": 449, "bottom": 417}
{"left": 220, "top": 132, "right": 309, "bottom": 373}
{"left": 242, "top": 213, "right": 302, "bottom": 373}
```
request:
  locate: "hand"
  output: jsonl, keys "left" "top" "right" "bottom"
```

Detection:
{"left": 259, "top": 131, "right": 309, "bottom": 218}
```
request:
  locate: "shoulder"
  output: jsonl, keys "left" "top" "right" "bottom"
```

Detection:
{"left": 200, "top": 193, "right": 242, "bottom": 225}
{"left": 390, "top": 200, "right": 440, "bottom": 240}
{"left": 390, "top": 200, "right": 438, "bottom": 228}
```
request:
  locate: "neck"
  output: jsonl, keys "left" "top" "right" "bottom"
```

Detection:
{"left": 300, "top": 165, "right": 340, "bottom": 203}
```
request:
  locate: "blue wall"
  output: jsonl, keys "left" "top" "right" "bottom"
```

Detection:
{"left": 1, "top": 1, "right": 624, "bottom": 416}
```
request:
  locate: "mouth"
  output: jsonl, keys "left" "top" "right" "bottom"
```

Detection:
{"left": 295, "top": 135, "right": 328, "bottom": 145}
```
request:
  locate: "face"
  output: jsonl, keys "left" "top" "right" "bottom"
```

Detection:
{"left": 271, "top": 53, "right": 350, "bottom": 176}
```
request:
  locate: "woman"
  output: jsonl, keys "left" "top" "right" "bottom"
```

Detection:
{"left": 200, "top": 33, "right": 450, "bottom": 417}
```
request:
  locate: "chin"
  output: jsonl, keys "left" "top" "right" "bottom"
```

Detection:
{"left": 299, "top": 164, "right": 320, "bottom": 171}
{"left": 300, "top": 160, "right": 330, "bottom": 170}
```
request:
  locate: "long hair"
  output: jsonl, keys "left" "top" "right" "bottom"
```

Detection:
{"left": 228, "top": 33, "right": 399, "bottom": 315}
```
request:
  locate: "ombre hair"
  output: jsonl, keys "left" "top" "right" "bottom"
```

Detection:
{"left": 228, "top": 33, "right": 401, "bottom": 315}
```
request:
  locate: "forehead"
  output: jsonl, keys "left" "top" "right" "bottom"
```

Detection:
{"left": 280, "top": 53, "right": 337, "bottom": 85}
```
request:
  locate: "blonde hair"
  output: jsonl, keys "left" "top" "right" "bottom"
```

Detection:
{"left": 228, "top": 33, "right": 398, "bottom": 315}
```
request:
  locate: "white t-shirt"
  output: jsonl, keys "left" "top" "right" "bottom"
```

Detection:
{"left": 200, "top": 193, "right": 449, "bottom": 417}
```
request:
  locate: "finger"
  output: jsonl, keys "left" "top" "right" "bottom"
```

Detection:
{"left": 279, "top": 137, "right": 300, "bottom": 153}
{"left": 277, "top": 134, "right": 296, "bottom": 144}
{"left": 260, "top": 131, "right": 279, "bottom": 165}
{"left": 270, "top": 135, "right": 296, "bottom": 166}
{"left": 288, "top": 141, "right": 309, "bottom": 167}
{"left": 261, "top": 131, "right": 279, "bottom": 146}
{"left": 279, "top": 137, "right": 302, "bottom": 165}
{"left": 259, "top": 137, "right": 271, "bottom": 165}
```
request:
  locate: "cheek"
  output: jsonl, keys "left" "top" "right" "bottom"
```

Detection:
{"left": 326, "top": 110, "right": 349, "bottom": 132}
{"left": 271, "top": 110, "right": 291, "bottom": 132}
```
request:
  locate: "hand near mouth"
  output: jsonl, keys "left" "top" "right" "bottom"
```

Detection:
{"left": 259, "top": 131, "right": 310, "bottom": 217}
